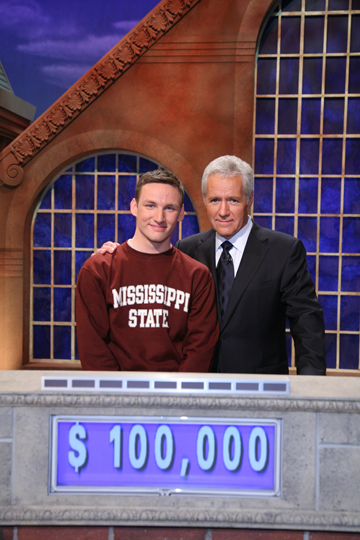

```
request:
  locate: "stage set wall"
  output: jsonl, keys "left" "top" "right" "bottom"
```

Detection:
{"left": 0, "top": 0, "right": 265, "bottom": 371}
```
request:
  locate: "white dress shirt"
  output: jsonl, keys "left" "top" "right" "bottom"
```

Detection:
{"left": 215, "top": 216, "right": 253, "bottom": 277}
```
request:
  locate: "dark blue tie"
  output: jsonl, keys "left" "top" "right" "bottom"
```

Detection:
{"left": 216, "top": 240, "right": 234, "bottom": 320}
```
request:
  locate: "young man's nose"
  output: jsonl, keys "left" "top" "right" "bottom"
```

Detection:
{"left": 154, "top": 208, "right": 165, "bottom": 222}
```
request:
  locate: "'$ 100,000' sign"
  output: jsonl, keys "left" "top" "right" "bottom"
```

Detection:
{"left": 51, "top": 416, "right": 281, "bottom": 496}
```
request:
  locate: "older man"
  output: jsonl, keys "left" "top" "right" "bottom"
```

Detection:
{"left": 99, "top": 156, "right": 326, "bottom": 375}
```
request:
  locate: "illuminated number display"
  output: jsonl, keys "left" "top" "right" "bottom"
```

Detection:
{"left": 51, "top": 416, "right": 281, "bottom": 496}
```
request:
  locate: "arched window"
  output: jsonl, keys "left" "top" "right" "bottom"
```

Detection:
{"left": 31, "top": 152, "right": 199, "bottom": 365}
{"left": 254, "top": 0, "right": 360, "bottom": 373}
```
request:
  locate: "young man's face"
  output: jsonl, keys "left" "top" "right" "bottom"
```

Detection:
{"left": 130, "top": 182, "right": 184, "bottom": 253}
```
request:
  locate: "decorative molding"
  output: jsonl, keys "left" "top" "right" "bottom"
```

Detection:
{"left": 140, "top": 40, "right": 256, "bottom": 63}
{"left": 1, "top": 392, "right": 360, "bottom": 413}
{"left": 1, "top": 506, "right": 359, "bottom": 530}
{"left": 0, "top": 250, "right": 23, "bottom": 277}
{"left": 0, "top": 0, "right": 201, "bottom": 188}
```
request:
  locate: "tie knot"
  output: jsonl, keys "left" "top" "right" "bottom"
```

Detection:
{"left": 221, "top": 241, "right": 233, "bottom": 254}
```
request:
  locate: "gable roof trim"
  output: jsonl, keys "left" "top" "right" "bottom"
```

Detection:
{"left": 0, "top": 0, "right": 200, "bottom": 188}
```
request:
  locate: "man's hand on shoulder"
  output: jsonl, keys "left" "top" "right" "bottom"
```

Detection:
{"left": 92, "top": 241, "right": 119, "bottom": 257}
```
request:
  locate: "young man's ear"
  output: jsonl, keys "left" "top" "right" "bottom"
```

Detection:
{"left": 130, "top": 198, "right": 137, "bottom": 217}
{"left": 178, "top": 205, "right": 185, "bottom": 222}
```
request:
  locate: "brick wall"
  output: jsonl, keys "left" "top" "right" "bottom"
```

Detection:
{"left": 1, "top": 528, "right": 360, "bottom": 540}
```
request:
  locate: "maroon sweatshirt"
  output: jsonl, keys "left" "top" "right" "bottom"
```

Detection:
{"left": 76, "top": 242, "right": 219, "bottom": 372}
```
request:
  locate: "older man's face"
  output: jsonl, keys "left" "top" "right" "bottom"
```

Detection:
{"left": 204, "top": 174, "right": 254, "bottom": 239}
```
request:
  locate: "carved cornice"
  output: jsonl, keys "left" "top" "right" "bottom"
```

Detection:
{"left": 0, "top": 0, "right": 201, "bottom": 189}
{"left": 1, "top": 392, "right": 360, "bottom": 413}
{"left": 1, "top": 506, "right": 360, "bottom": 530}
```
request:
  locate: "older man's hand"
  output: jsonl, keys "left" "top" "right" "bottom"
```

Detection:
{"left": 92, "top": 241, "right": 119, "bottom": 256}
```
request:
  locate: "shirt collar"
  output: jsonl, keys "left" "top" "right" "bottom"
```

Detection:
{"left": 215, "top": 216, "right": 253, "bottom": 253}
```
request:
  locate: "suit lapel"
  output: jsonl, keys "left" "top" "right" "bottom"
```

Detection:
{"left": 195, "top": 230, "right": 217, "bottom": 281}
{"left": 193, "top": 230, "right": 221, "bottom": 313}
{"left": 192, "top": 225, "right": 270, "bottom": 330}
{"left": 221, "top": 223, "right": 270, "bottom": 329}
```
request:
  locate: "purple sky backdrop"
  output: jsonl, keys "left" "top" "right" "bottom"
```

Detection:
{"left": 0, "top": 0, "right": 159, "bottom": 119}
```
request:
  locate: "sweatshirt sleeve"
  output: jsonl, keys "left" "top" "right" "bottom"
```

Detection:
{"left": 76, "top": 265, "right": 119, "bottom": 371}
{"left": 178, "top": 267, "right": 219, "bottom": 372}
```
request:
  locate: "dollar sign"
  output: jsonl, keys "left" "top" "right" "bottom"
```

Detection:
{"left": 68, "top": 422, "right": 88, "bottom": 473}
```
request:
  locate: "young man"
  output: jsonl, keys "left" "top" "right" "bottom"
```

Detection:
{"left": 76, "top": 169, "right": 219, "bottom": 372}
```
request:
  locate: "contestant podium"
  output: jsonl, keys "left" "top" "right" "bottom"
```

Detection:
{"left": 0, "top": 371, "right": 359, "bottom": 532}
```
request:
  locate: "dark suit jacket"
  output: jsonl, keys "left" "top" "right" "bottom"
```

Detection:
{"left": 176, "top": 222, "right": 326, "bottom": 375}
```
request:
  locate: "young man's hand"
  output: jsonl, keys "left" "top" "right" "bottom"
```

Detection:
{"left": 92, "top": 241, "right": 119, "bottom": 256}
